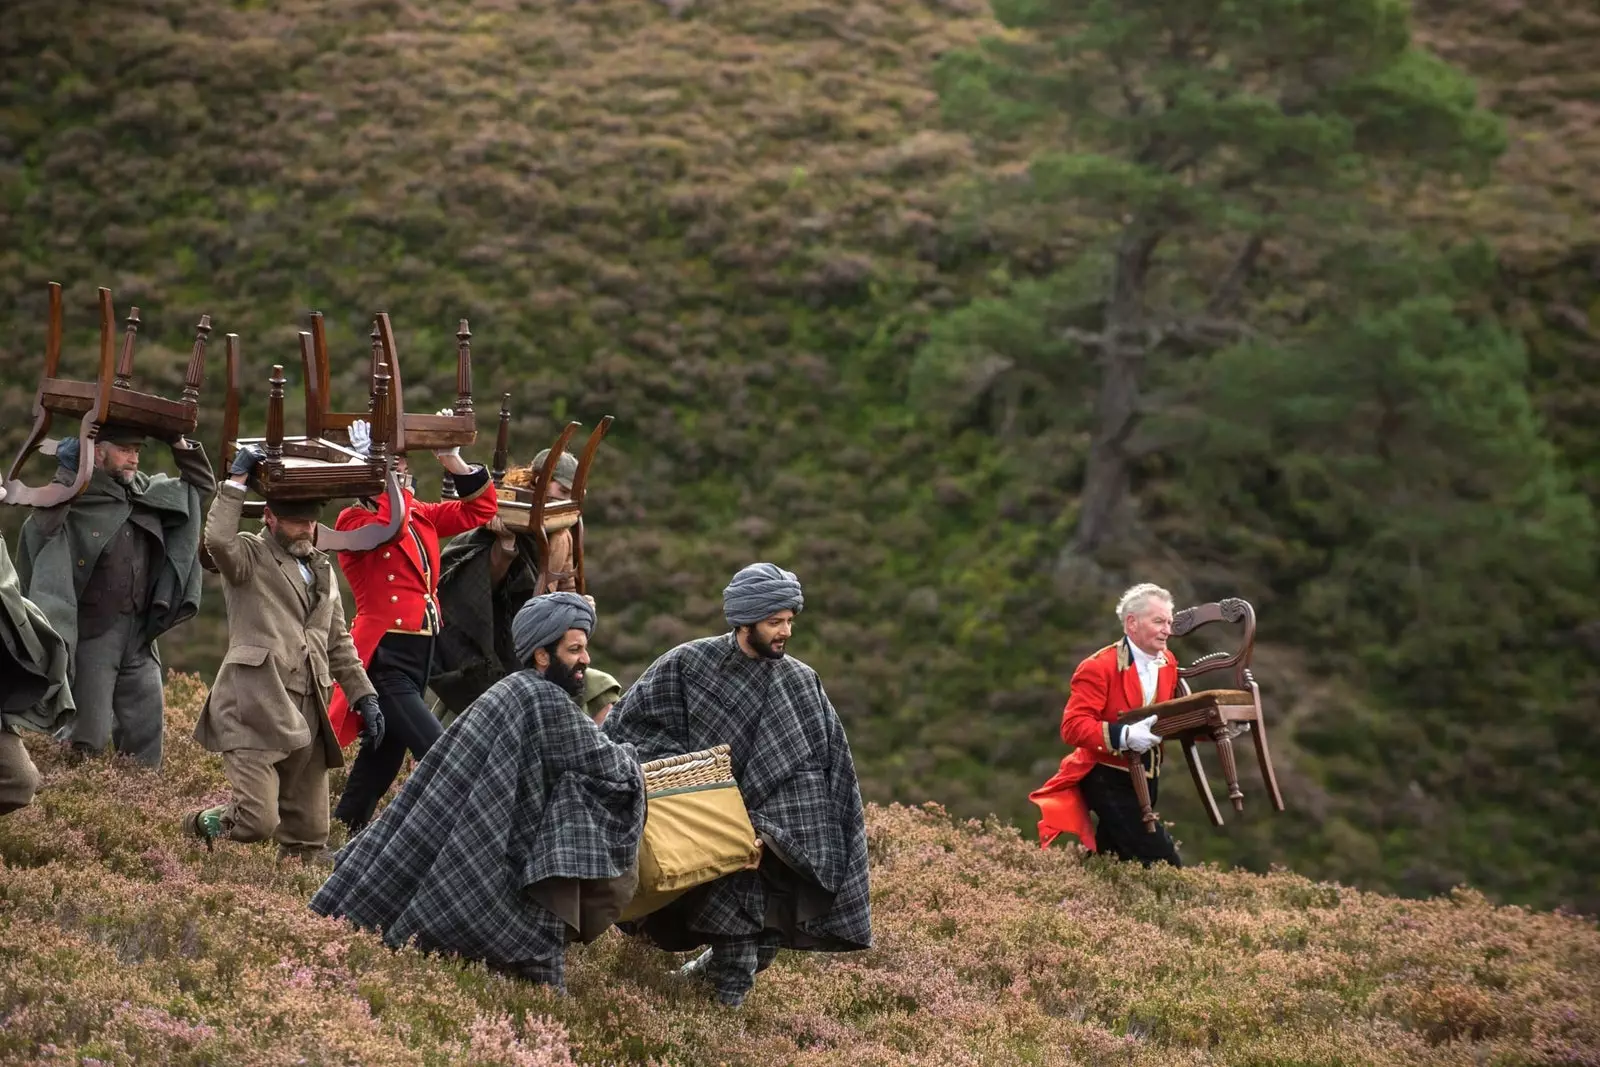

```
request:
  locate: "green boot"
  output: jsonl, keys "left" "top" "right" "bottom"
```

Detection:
{"left": 185, "top": 806, "right": 228, "bottom": 851}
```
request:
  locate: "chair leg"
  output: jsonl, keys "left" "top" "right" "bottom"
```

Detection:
{"left": 1128, "top": 758, "right": 1160, "bottom": 834}
{"left": 1249, "top": 714, "right": 1286, "bottom": 812}
{"left": 1184, "top": 741, "right": 1225, "bottom": 827}
{"left": 1214, "top": 730, "right": 1245, "bottom": 812}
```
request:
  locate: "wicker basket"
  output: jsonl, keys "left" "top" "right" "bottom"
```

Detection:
{"left": 619, "top": 744, "right": 760, "bottom": 922}
{"left": 640, "top": 745, "right": 736, "bottom": 793}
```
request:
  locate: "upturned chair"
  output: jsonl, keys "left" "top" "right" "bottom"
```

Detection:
{"left": 487, "top": 395, "right": 614, "bottom": 594}
{"left": 214, "top": 324, "right": 404, "bottom": 555}
{"left": 3, "top": 282, "right": 211, "bottom": 507}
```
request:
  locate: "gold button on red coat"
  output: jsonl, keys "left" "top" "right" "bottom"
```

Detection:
{"left": 390, "top": 595, "right": 398, "bottom": 602}
{"left": 387, "top": 574, "right": 394, "bottom": 581}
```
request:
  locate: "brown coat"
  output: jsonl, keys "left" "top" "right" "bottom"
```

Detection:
{"left": 195, "top": 485, "right": 374, "bottom": 766}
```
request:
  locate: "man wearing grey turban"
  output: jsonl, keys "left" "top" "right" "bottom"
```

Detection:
{"left": 311, "top": 591, "right": 644, "bottom": 990}
{"left": 603, "top": 563, "right": 872, "bottom": 1008}
{"left": 511, "top": 591, "right": 596, "bottom": 697}
{"left": 720, "top": 562, "right": 804, "bottom": 655}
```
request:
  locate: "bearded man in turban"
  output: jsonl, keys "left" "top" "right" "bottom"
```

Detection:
{"left": 309, "top": 592, "right": 645, "bottom": 990}
{"left": 601, "top": 563, "right": 873, "bottom": 1008}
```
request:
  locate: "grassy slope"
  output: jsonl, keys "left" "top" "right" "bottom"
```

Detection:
{"left": 1, "top": 677, "right": 1598, "bottom": 1066}
{"left": 0, "top": 0, "right": 1597, "bottom": 911}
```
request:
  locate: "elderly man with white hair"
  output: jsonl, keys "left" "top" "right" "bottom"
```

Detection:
{"left": 1029, "top": 582, "right": 1183, "bottom": 867}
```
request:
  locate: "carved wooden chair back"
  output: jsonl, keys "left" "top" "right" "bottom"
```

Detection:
{"left": 1171, "top": 597, "right": 1257, "bottom": 692}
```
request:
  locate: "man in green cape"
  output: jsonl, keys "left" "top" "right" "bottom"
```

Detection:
{"left": 16, "top": 425, "right": 214, "bottom": 770}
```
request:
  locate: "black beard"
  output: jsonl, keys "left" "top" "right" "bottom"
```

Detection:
{"left": 544, "top": 655, "right": 586, "bottom": 698}
{"left": 748, "top": 630, "right": 787, "bottom": 660}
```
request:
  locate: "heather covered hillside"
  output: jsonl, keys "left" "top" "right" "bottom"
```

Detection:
{"left": 1, "top": 678, "right": 1598, "bottom": 1066}
{"left": 1, "top": 0, "right": 1598, "bottom": 914}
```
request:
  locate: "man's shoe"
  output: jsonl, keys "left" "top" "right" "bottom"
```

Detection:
{"left": 185, "top": 806, "right": 227, "bottom": 851}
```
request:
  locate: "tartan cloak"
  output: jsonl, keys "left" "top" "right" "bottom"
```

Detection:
{"left": 601, "top": 632, "right": 872, "bottom": 954}
{"left": 309, "top": 670, "right": 645, "bottom": 979}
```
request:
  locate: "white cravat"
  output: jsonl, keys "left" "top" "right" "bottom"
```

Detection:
{"left": 1128, "top": 640, "right": 1166, "bottom": 706}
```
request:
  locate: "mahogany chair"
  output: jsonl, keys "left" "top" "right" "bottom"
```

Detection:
{"left": 3, "top": 282, "right": 211, "bottom": 507}
{"left": 310, "top": 311, "right": 477, "bottom": 454}
{"left": 488, "top": 394, "right": 615, "bottom": 594}
{"left": 214, "top": 328, "right": 405, "bottom": 555}
{"left": 1115, "top": 597, "right": 1286, "bottom": 833}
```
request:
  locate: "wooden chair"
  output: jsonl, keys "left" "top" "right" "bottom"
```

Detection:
{"left": 2, "top": 282, "right": 211, "bottom": 508}
{"left": 310, "top": 311, "right": 477, "bottom": 453}
{"left": 488, "top": 395, "right": 615, "bottom": 593}
{"left": 215, "top": 328, "right": 405, "bottom": 555}
{"left": 1115, "top": 597, "right": 1286, "bottom": 833}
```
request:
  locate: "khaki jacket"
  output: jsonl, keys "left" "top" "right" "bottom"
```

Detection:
{"left": 195, "top": 485, "right": 375, "bottom": 765}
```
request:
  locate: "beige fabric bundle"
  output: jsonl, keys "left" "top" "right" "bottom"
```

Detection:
{"left": 619, "top": 745, "right": 761, "bottom": 922}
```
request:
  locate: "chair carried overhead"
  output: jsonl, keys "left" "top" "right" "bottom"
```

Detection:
{"left": 309, "top": 311, "right": 478, "bottom": 455}
{"left": 2, "top": 282, "right": 211, "bottom": 508}
{"left": 1115, "top": 597, "right": 1287, "bottom": 833}
{"left": 487, "top": 395, "right": 615, "bottom": 593}
{"left": 213, "top": 319, "right": 405, "bottom": 555}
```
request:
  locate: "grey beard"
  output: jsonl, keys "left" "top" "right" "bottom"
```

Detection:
{"left": 273, "top": 528, "right": 316, "bottom": 558}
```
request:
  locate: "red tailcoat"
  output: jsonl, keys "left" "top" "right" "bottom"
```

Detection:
{"left": 326, "top": 474, "right": 497, "bottom": 746}
{"left": 1028, "top": 638, "right": 1179, "bottom": 851}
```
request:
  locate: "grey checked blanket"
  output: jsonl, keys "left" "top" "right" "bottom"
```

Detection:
{"left": 309, "top": 670, "right": 645, "bottom": 982}
{"left": 601, "top": 632, "right": 872, "bottom": 953}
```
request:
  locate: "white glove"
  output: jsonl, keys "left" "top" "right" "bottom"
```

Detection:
{"left": 348, "top": 419, "right": 372, "bottom": 457}
{"left": 0, "top": 484, "right": 7, "bottom": 504}
{"left": 432, "top": 408, "right": 461, "bottom": 460}
{"left": 1123, "top": 715, "right": 1160, "bottom": 754}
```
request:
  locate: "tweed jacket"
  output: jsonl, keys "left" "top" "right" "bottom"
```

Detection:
{"left": 194, "top": 484, "right": 375, "bottom": 765}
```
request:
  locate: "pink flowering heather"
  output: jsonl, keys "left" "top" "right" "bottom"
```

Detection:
{"left": 1, "top": 672, "right": 1596, "bottom": 1065}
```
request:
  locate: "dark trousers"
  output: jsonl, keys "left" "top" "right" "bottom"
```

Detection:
{"left": 334, "top": 633, "right": 440, "bottom": 832}
{"left": 1079, "top": 763, "right": 1183, "bottom": 868}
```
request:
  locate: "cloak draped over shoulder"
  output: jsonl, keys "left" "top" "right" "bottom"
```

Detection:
{"left": 0, "top": 533, "right": 74, "bottom": 734}
{"left": 309, "top": 671, "right": 646, "bottom": 977}
{"left": 601, "top": 633, "right": 872, "bottom": 954}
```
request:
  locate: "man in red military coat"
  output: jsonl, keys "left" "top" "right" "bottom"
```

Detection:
{"left": 327, "top": 414, "right": 499, "bottom": 836}
{"left": 1029, "top": 582, "right": 1183, "bottom": 867}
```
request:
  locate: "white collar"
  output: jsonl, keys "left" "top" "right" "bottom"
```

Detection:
{"left": 1127, "top": 639, "right": 1166, "bottom": 668}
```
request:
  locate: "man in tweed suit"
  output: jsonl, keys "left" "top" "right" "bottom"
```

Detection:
{"left": 185, "top": 446, "right": 382, "bottom": 864}
{"left": 602, "top": 563, "right": 873, "bottom": 1008}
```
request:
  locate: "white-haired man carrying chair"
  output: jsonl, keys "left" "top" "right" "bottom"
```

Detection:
{"left": 1030, "top": 582, "right": 1183, "bottom": 867}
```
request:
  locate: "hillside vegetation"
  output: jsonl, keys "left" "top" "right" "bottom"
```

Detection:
{"left": 1, "top": 678, "right": 1598, "bottom": 1066}
{"left": 1, "top": 0, "right": 1597, "bottom": 913}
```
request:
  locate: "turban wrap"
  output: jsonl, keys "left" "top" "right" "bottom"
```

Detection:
{"left": 512, "top": 592, "right": 595, "bottom": 666}
{"left": 722, "top": 562, "right": 804, "bottom": 627}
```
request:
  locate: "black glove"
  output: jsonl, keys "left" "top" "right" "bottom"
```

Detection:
{"left": 229, "top": 444, "right": 267, "bottom": 477}
{"left": 354, "top": 694, "right": 386, "bottom": 749}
